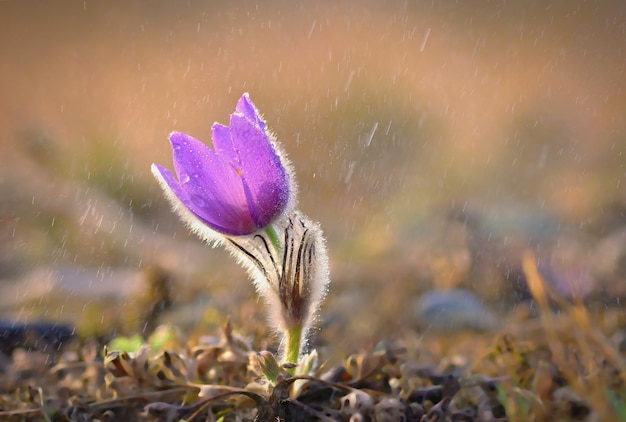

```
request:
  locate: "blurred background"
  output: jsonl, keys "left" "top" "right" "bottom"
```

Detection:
{"left": 0, "top": 1, "right": 624, "bottom": 356}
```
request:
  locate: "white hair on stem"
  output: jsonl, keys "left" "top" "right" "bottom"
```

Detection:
{"left": 225, "top": 211, "right": 330, "bottom": 359}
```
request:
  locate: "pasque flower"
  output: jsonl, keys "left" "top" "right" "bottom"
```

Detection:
{"left": 152, "top": 93, "right": 329, "bottom": 371}
{"left": 151, "top": 93, "right": 292, "bottom": 238}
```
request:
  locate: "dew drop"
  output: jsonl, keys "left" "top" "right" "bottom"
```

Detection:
{"left": 180, "top": 172, "right": 190, "bottom": 183}
{"left": 191, "top": 194, "right": 207, "bottom": 208}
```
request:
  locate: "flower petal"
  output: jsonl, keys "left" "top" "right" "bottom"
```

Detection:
{"left": 152, "top": 163, "right": 193, "bottom": 209}
{"left": 228, "top": 112, "right": 290, "bottom": 227}
{"left": 167, "top": 132, "right": 258, "bottom": 235}
{"left": 236, "top": 93, "right": 266, "bottom": 132}
{"left": 211, "top": 123, "right": 239, "bottom": 166}
{"left": 153, "top": 94, "right": 293, "bottom": 237}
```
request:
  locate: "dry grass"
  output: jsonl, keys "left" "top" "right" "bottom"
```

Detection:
{"left": 0, "top": 258, "right": 624, "bottom": 421}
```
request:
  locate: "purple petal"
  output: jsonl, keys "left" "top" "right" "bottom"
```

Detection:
{"left": 228, "top": 113, "right": 290, "bottom": 227}
{"left": 155, "top": 95, "right": 291, "bottom": 236}
{"left": 153, "top": 163, "right": 193, "bottom": 208}
{"left": 211, "top": 123, "right": 238, "bottom": 165}
{"left": 236, "top": 93, "right": 266, "bottom": 131}
{"left": 166, "top": 132, "right": 258, "bottom": 235}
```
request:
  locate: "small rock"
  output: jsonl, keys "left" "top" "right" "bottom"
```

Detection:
{"left": 413, "top": 289, "right": 500, "bottom": 332}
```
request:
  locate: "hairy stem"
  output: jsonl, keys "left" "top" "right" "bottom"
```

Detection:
{"left": 285, "top": 324, "right": 302, "bottom": 370}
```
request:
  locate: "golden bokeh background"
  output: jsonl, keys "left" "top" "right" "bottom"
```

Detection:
{"left": 0, "top": 1, "right": 624, "bottom": 352}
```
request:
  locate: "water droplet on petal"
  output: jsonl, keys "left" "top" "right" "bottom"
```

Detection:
{"left": 173, "top": 143, "right": 182, "bottom": 151}
{"left": 190, "top": 194, "right": 206, "bottom": 208}
{"left": 180, "top": 172, "right": 190, "bottom": 183}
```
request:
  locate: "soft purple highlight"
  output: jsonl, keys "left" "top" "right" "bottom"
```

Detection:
{"left": 152, "top": 93, "right": 290, "bottom": 236}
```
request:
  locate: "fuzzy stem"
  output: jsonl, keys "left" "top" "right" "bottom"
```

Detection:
{"left": 284, "top": 324, "right": 302, "bottom": 370}
{"left": 265, "top": 224, "right": 281, "bottom": 255}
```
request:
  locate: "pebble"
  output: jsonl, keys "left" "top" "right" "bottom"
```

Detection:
{"left": 413, "top": 288, "right": 500, "bottom": 332}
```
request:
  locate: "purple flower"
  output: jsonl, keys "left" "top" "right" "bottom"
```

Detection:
{"left": 152, "top": 93, "right": 292, "bottom": 236}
